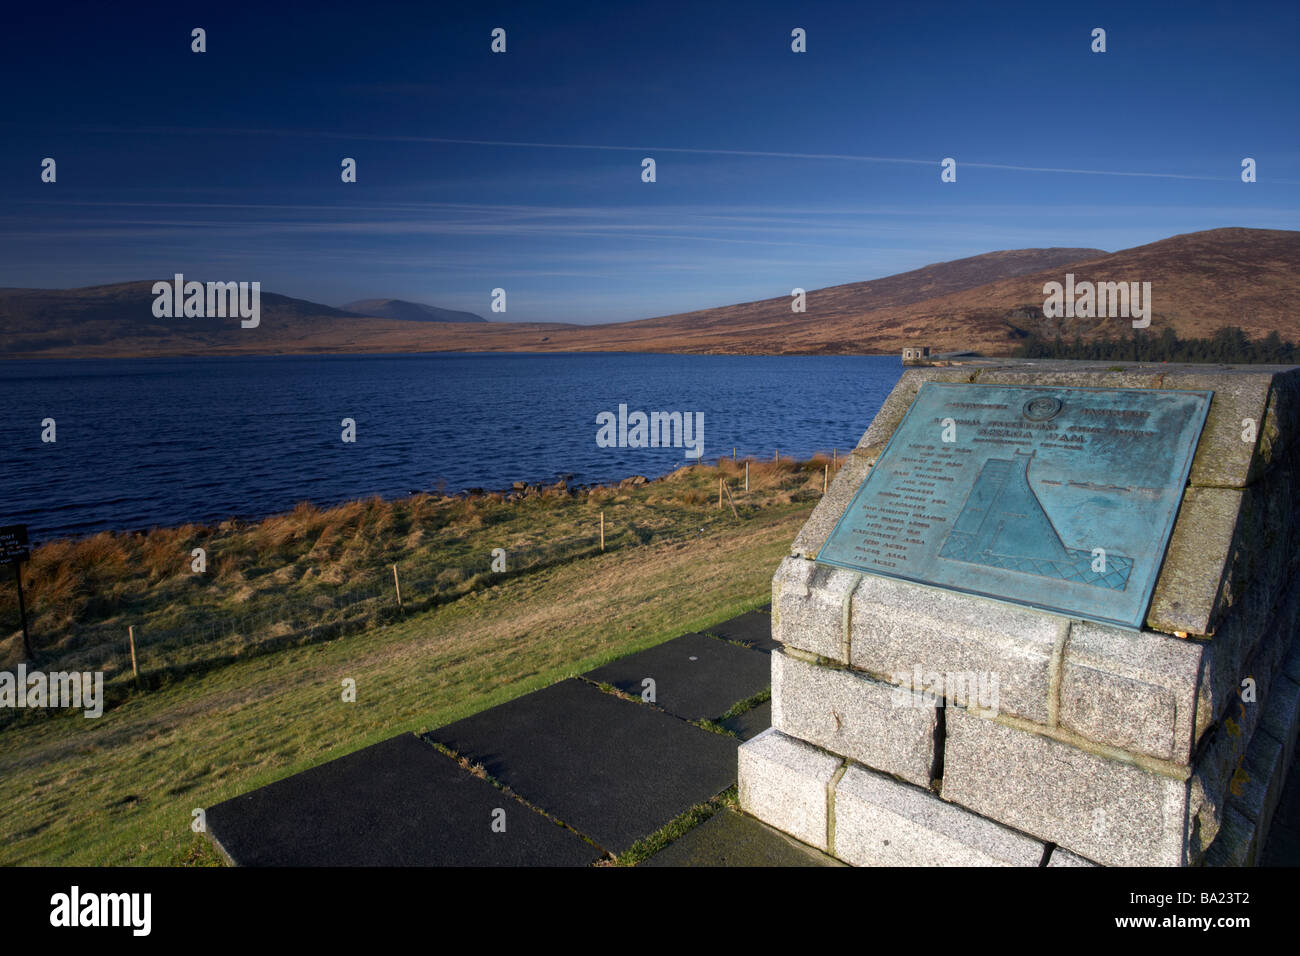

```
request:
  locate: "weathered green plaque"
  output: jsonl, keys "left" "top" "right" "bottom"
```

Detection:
{"left": 817, "top": 383, "right": 1211, "bottom": 628}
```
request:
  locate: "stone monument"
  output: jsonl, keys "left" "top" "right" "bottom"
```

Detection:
{"left": 738, "top": 360, "right": 1300, "bottom": 866}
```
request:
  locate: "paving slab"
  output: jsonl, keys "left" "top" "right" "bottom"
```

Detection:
{"left": 640, "top": 808, "right": 842, "bottom": 867}
{"left": 721, "top": 700, "right": 772, "bottom": 741}
{"left": 582, "top": 632, "right": 771, "bottom": 720}
{"left": 426, "top": 679, "right": 739, "bottom": 854}
{"left": 206, "top": 734, "right": 601, "bottom": 866}
{"left": 707, "top": 610, "right": 779, "bottom": 653}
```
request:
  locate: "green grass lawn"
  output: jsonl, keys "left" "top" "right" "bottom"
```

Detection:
{"left": 0, "top": 460, "right": 825, "bottom": 865}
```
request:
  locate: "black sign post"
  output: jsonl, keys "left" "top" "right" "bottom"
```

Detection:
{"left": 0, "top": 525, "right": 33, "bottom": 661}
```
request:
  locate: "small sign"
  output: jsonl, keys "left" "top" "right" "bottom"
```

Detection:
{"left": 0, "top": 524, "right": 31, "bottom": 568}
{"left": 816, "top": 383, "right": 1211, "bottom": 629}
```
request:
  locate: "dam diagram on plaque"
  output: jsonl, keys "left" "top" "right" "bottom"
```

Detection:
{"left": 938, "top": 450, "right": 1133, "bottom": 590}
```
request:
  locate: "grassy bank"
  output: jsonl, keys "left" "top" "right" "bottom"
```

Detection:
{"left": 0, "top": 456, "right": 832, "bottom": 865}
{"left": 2, "top": 456, "right": 831, "bottom": 686}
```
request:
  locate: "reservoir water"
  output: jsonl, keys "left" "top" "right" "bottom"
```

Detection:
{"left": 0, "top": 352, "right": 903, "bottom": 540}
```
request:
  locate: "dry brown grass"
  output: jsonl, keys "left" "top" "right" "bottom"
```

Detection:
{"left": 1, "top": 457, "right": 839, "bottom": 679}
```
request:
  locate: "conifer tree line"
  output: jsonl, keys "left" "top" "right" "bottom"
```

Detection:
{"left": 1013, "top": 326, "right": 1297, "bottom": 364}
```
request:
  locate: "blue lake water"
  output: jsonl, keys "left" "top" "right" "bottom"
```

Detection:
{"left": 0, "top": 353, "right": 903, "bottom": 541}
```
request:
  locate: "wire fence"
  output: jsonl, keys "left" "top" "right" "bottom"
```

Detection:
{"left": 9, "top": 456, "right": 840, "bottom": 704}
{"left": 32, "top": 510, "right": 733, "bottom": 688}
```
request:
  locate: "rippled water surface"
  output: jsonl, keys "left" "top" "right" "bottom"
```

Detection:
{"left": 0, "top": 352, "right": 903, "bottom": 540}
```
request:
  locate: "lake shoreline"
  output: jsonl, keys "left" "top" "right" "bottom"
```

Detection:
{"left": 1, "top": 352, "right": 901, "bottom": 540}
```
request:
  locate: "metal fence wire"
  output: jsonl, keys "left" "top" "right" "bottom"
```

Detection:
{"left": 30, "top": 514, "right": 723, "bottom": 686}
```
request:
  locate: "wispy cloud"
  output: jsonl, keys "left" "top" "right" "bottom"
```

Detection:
{"left": 75, "top": 125, "right": 1300, "bottom": 185}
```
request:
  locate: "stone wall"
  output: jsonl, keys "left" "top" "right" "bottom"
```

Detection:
{"left": 739, "top": 361, "right": 1300, "bottom": 866}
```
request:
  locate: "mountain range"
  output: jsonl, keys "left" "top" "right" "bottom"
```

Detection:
{"left": 1, "top": 228, "right": 1295, "bottom": 359}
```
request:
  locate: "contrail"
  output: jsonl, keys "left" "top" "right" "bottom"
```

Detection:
{"left": 76, "top": 125, "right": 1278, "bottom": 183}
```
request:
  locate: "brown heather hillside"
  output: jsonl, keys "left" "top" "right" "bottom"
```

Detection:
{"left": 1, "top": 228, "right": 1295, "bottom": 358}
{"left": 883, "top": 227, "right": 1300, "bottom": 351}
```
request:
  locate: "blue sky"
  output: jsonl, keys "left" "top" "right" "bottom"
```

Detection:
{"left": 1, "top": 0, "right": 1296, "bottom": 322}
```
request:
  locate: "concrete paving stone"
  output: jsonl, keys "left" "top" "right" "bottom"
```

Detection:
{"left": 707, "top": 609, "right": 779, "bottom": 653}
{"left": 772, "top": 649, "right": 936, "bottom": 786}
{"left": 426, "top": 679, "right": 739, "bottom": 855}
{"left": 206, "top": 734, "right": 601, "bottom": 866}
{"left": 639, "top": 808, "right": 842, "bottom": 867}
{"left": 738, "top": 727, "right": 841, "bottom": 851}
{"left": 833, "top": 763, "right": 1044, "bottom": 867}
{"left": 720, "top": 699, "right": 772, "bottom": 741}
{"left": 582, "top": 632, "right": 770, "bottom": 721}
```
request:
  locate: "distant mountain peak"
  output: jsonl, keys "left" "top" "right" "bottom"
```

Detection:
{"left": 2, "top": 229, "right": 1294, "bottom": 358}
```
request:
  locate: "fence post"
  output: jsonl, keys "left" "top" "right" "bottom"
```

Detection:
{"left": 823, "top": 464, "right": 829, "bottom": 494}
{"left": 392, "top": 563, "right": 403, "bottom": 608}
{"left": 600, "top": 511, "right": 605, "bottom": 551}
{"left": 722, "top": 480, "right": 740, "bottom": 519}
{"left": 775, "top": 448, "right": 780, "bottom": 463}
{"left": 732, "top": 447, "right": 736, "bottom": 461}
{"left": 745, "top": 461, "right": 749, "bottom": 492}
{"left": 14, "top": 563, "right": 33, "bottom": 661}
{"left": 833, "top": 447, "right": 837, "bottom": 467}
{"left": 128, "top": 625, "right": 139, "bottom": 683}
{"left": 718, "top": 477, "right": 723, "bottom": 510}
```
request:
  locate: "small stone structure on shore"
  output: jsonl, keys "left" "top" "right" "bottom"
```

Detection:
{"left": 739, "top": 359, "right": 1300, "bottom": 866}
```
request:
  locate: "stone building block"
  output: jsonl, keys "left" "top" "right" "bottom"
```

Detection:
{"left": 833, "top": 763, "right": 1043, "bottom": 867}
{"left": 737, "top": 728, "right": 840, "bottom": 851}
{"left": 942, "top": 708, "right": 1194, "bottom": 866}
{"left": 849, "top": 574, "right": 1063, "bottom": 726}
{"left": 1059, "top": 621, "right": 1203, "bottom": 763}
{"left": 771, "top": 556, "right": 857, "bottom": 662}
{"left": 1046, "top": 848, "right": 1099, "bottom": 867}
{"left": 772, "top": 649, "right": 936, "bottom": 786}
